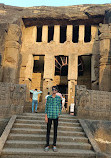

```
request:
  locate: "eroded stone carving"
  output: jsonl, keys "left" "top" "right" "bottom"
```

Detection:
{"left": 75, "top": 85, "right": 111, "bottom": 120}
{"left": 0, "top": 82, "right": 26, "bottom": 117}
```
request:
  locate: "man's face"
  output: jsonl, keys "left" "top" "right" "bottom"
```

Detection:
{"left": 52, "top": 88, "right": 57, "bottom": 94}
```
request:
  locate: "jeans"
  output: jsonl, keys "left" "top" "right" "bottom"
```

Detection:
{"left": 46, "top": 118, "right": 58, "bottom": 146}
{"left": 32, "top": 100, "right": 38, "bottom": 112}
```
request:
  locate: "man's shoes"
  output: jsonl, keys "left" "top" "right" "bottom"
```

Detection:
{"left": 35, "top": 111, "right": 38, "bottom": 113}
{"left": 44, "top": 146, "right": 49, "bottom": 152}
{"left": 53, "top": 146, "right": 57, "bottom": 152}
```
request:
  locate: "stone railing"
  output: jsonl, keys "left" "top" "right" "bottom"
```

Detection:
{"left": 75, "top": 85, "right": 111, "bottom": 120}
{"left": 0, "top": 82, "right": 26, "bottom": 118}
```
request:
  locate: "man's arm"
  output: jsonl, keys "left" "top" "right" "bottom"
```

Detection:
{"left": 59, "top": 97, "right": 62, "bottom": 115}
{"left": 45, "top": 114, "right": 48, "bottom": 123}
{"left": 30, "top": 90, "right": 34, "bottom": 93}
{"left": 37, "top": 90, "right": 42, "bottom": 94}
{"left": 60, "top": 93, "right": 62, "bottom": 99}
{"left": 45, "top": 98, "right": 48, "bottom": 123}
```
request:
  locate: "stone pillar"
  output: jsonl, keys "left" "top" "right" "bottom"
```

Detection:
{"left": 44, "top": 54, "right": 55, "bottom": 80}
{"left": 91, "top": 25, "right": 99, "bottom": 89}
{"left": 54, "top": 25, "right": 60, "bottom": 42}
{"left": 99, "top": 24, "right": 111, "bottom": 91}
{"left": 67, "top": 25, "right": 73, "bottom": 42}
{"left": 3, "top": 24, "right": 21, "bottom": 83}
{"left": 91, "top": 25, "right": 98, "bottom": 42}
{"left": 0, "top": 53, "right": 3, "bottom": 82}
{"left": 25, "top": 54, "right": 34, "bottom": 101}
{"left": 25, "top": 54, "right": 34, "bottom": 81}
{"left": 91, "top": 53, "right": 99, "bottom": 90}
{"left": 91, "top": 55, "right": 96, "bottom": 82}
{"left": 42, "top": 54, "right": 55, "bottom": 110}
{"left": 68, "top": 55, "right": 78, "bottom": 111}
{"left": 42, "top": 25, "right": 48, "bottom": 43}
{"left": 79, "top": 25, "right": 85, "bottom": 43}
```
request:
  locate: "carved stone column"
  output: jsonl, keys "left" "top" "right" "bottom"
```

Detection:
{"left": 91, "top": 54, "right": 100, "bottom": 90}
{"left": 91, "top": 55, "right": 96, "bottom": 82}
{"left": 99, "top": 24, "right": 111, "bottom": 91}
{"left": 67, "top": 25, "right": 73, "bottom": 42}
{"left": 24, "top": 54, "right": 34, "bottom": 101}
{"left": 68, "top": 54, "right": 78, "bottom": 111}
{"left": 90, "top": 25, "right": 99, "bottom": 90}
{"left": 3, "top": 24, "right": 22, "bottom": 84}
{"left": 42, "top": 25, "right": 48, "bottom": 43}
{"left": 0, "top": 53, "right": 3, "bottom": 82}
{"left": 42, "top": 54, "right": 55, "bottom": 110}
{"left": 54, "top": 25, "right": 60, "bottom": 43}
{"left": 79, "top": 25, "right": 84, "bottom": 43}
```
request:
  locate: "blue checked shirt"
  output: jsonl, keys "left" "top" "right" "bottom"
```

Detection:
{"left": 45, "top": 95, "right": 62, "bottom": 119}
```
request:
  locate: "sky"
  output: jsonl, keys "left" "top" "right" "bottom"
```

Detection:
{"left": 0, "top": 0, "right": 110, "bottom": 7}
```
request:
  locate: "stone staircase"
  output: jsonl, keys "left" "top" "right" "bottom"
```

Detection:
{"left": 0, "top": 113, "right": 100, "bottom": 158}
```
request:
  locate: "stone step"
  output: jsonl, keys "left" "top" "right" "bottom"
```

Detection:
{"left": 11, "top": 128, "right": 85, "bottom": 137}
{"left": 1, "top": 148, "right": 96, "bottom": 158}
{"left": 5, "top": 140, "right": 92, "bottom": 150}
{"left": 13, "top": 123, "right": 83, "bottom": 132}
{"left": 1, "top": 113, "right": 97, "bottom": 158}
{"left": 17, "top": 115, "right": 79, "bottom": 123}
{"left": 23, "top": 113, "right": 76, "bottom": 119}
{"left": 8, "top": 133, "right": 88, "bottom": 143}
{"left": 15, "top": 118, "right": 80, "bottom": 127}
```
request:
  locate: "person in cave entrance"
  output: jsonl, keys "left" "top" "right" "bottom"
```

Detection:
{"left": 30, "top": 88, "right": 42, "bottom": 113}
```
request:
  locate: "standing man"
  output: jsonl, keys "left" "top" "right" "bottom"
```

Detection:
{"left": 44, "top": 86, "right": 62, "bottom": 152}
{"left": 30, "top": 89, "right": 42, "bottom": 113}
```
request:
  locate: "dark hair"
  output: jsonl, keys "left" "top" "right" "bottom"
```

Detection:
{"left": 35, "top": 89, "right": 37, "bottom": 91}
{"left": 48, "top": 92, "right": 50, "bottom": 95}
{"left": 52, "top": 86, "right": 58, "bottom": 91}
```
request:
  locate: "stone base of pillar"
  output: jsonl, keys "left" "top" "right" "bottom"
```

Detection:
{"left": 68, "top": 80, "right": 77, "bottom": 112}
{"left": 41, "top": 78, "right": 53, "bottom": 111}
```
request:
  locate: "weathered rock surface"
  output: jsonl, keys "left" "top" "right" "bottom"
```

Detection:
{"left": 0, "top": 3, "right": 111, "bottom": 25}
{"left": 85, "top": 120, "right": 111, "bottom": 155}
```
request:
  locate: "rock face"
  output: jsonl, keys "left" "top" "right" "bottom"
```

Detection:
{"left": 0, "top": 3, "right": 110, "bottom": 25}
{"left": 85, "top": 120, "right": 111, "bottom": 155}
{"left": 105, "top": 8, "right": 111, "bottom": 23}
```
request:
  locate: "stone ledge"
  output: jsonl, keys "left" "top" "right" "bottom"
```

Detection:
{"left": 79, "top": 119, "right": 101, "bottom": 153}
{"left": 79, "top": 120, "right": 111, "bottom": 157}
{"left": 0, "top": 115, "right": 16, "bottom": 155}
